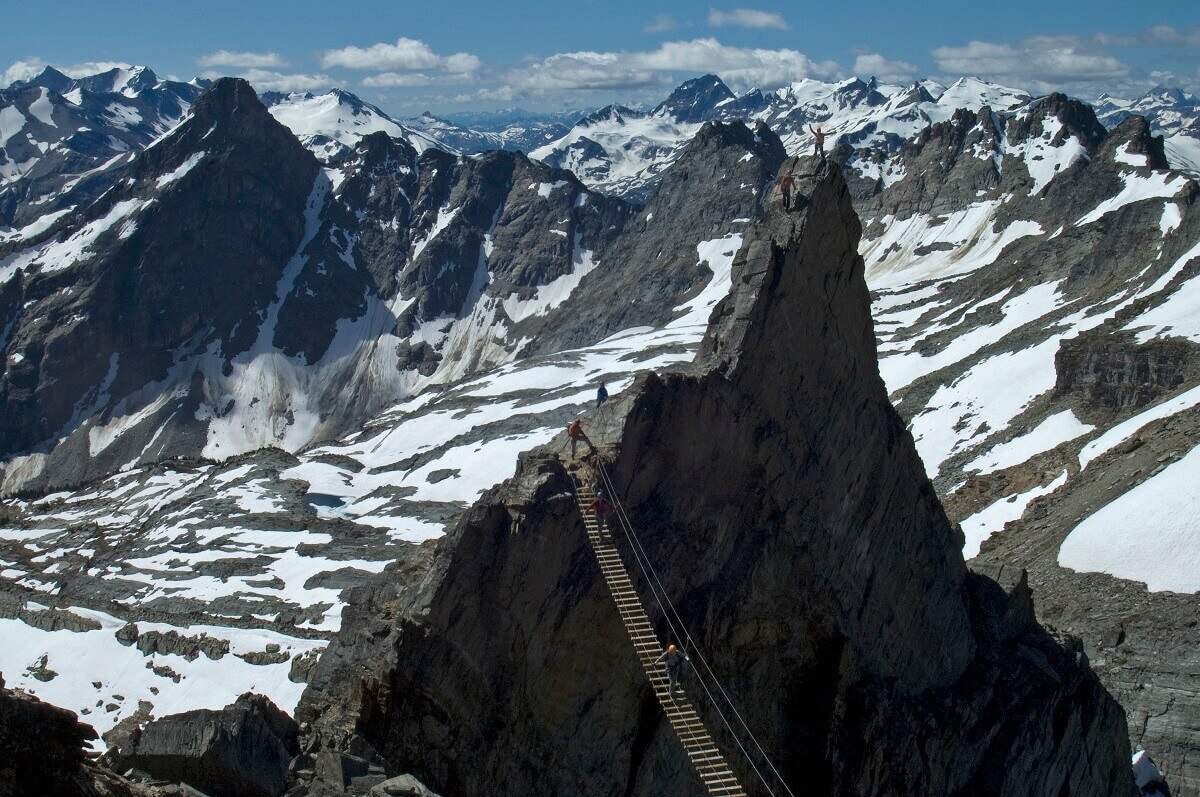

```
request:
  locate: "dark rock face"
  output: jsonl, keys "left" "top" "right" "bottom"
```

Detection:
{"left": 0, "top": 672, "right": 96, "bottom": 795}
{"left": 859, "top": 106, "right": 1005, "bottom": 219}
{"left": 652, "top": 75, "right": 736, "bottom": 123}
{"left": 1055, "top": 329, "right": 1200, "bottom": 414}
{"left": 528, "top": 120, "right": 787, "bottom": 354}
{"left": 296, "top": 159, "right": 1133, "bottom": 796}
{"left": 116, "top": 693, "right": 300, "bottom": 797}
{"left": 0, "top": 77, "right": 321, "bottom": 483}
{"left": 2, "top": 88, "right": 782, "bottom": 494}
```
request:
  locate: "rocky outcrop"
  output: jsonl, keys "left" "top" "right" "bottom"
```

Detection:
{"left": 295, "top": 158, "right": 1133, "bottom": 796}
{"left": 114, "top": 693, "right": 300, "bottom": 797}
{"left": 1056, "top": 328, "right": 1200, "bottom": 414}
{"left": 0, "top": 673, "right": 155, "bottom": 796}
{"left": 0, "top": 672, "right": 97, "bottom": 794}
{"left": 528, "top": 120, "right": 787, "bottom": 353}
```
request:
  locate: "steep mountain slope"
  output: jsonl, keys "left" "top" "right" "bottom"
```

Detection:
{"left": 293, "top": 158, "right": 1132, "bottom": 797}
{"left": 0, "top": 76, "right": 796, "bottom": 497}
{"left": 0, "top": 66, "right": 204, "bottom": 229}
{"left": 3, "top": 63, "right": 1200, "bottom": 793}
{"left": 0, "top": 96, "right": 783, "bottom": 741}
{"left": 0, "top": 165, "right": 748, "bottom": 743}
{"left": 860, "top": 94, "right": 1200, "bottom": 792}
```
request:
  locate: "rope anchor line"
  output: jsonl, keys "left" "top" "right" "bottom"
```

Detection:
{"left": 568, "top": 456, "right": 797, "bottom": 797}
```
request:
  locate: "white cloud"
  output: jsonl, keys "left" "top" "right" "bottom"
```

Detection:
{"left": 457, "top": 85, "right": 518, "bottom": 103}
{"left": 932, "top": 36, "right": 1131, "bottom": 92}
{"left": 2, "top": 58, "right": 48, "bottom": 87}
{"left": 61, "top": 61, "right": 137, "bottom": 77}
{"left": 645, "top": 15, "right": 678, "bottom": 34}
{"left": 1096, "top": 25, "right": 1200, "bottom": 48}
{"left": 708, "top": 8, "right": 788, "bottom": 31}
{"left": 504, "top": 38, "right": 837, "bottom": 96}
{"left": 853, "top": 53, "right": 918, "bottom": 83}
{"left": 320, "top": 37, "right": 480, "bottom": 75}
{"left": 3, "top": 59, "right": 145, "bottom": 88}
{"left": 505, "top": 51, "right": 660, "bottom": 93}
{"left": 362, "top": 72, "right": 474, "bottom": 88}
{"left": 363, "top": 72, "right": 434, "bottom": 87}
{"left": 230, "top": 69, "right": 333, "bottom": 92}
{"left": 197, "top": 50, "right": 289, "bottom": 69}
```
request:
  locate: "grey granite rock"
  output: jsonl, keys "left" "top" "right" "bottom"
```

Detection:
{"left": 294, "top": 159, "right": 1133, "bottom": 796}
{"left": 115, "top": 692, "right": 300, "bottom": 797}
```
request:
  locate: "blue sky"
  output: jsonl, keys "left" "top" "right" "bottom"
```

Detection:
{"left": 4, "top": 1, "right": 1199, "bottom": 114}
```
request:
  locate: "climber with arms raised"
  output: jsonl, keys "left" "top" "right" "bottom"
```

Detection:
{"left": 809, "top": 124, "right": 826, "bottom": 159}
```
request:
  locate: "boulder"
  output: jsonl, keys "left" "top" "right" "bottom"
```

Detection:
{"left": 116, "top": 692, "right": 299, "bottom": 797}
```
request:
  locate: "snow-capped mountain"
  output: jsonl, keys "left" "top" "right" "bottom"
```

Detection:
{"left": 1094, "top": 85, "right": 1200, "bottom": 176}
{"left": 404, "top": 109, "right": 575, "bottom": 153}
{"left": 0, "top": 75, "right": 778, "bottom": 751}
{"left": 532, "top": 73, "right": 1036, "bottom": 201}
{"left": 260, "top": 88, "right": 446, "bottom": 160}
{"left": 5, "top": 63, "right": 1200, "bottom": 794}
{"left": 858, "top": 97, "right": 1200, "bottom": 791}
{"left": 1095, "top": 85, "right": 1199, "bottom": 135}
{"left": 0, "top": 65, "right": 204, "bottom": 228}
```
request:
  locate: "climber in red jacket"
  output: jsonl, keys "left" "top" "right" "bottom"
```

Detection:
{"left": 778, "top": 167, "right": 796, "bottom": 211}
{"left": 586, "top": 490, "right": 615, "bottom": 531}
{"left": 565, "top": 418, "right": 595, "bottom": 459}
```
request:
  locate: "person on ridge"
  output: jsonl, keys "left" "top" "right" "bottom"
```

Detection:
{"left": 778, "top": 167, "right": 796, "bottom": 211}
{"left": 566, "top": 418, "right": 594, "bottom": 459}
{"left": 809, "top": 124, "right": 826, "bottom": 159}
{"left": 596, "top": 380, "right": 609, "bottom": 409}
{"left": 655, "top": 644, "right": 690, "bottom": 697}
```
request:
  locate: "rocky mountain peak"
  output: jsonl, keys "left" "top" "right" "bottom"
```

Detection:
{"left": 295, "top": 148, "right": 1133, "bottom": 797}
{"left": 1009, "top": 92, "right": 1108, "bottom": 153}
{"left": 1146, "top": 84, "right": 1194, "bottom": 106}
{"left": 187, "top": 77, "right": 275, "bottom": 133}
{"left": 354, "top": 129, "right": 420, "bottom": 169}
{"left": 653, "top": 73, "right": 735, "bottom": 122}
{"left": 1097, "top": 114, "right": 1171, "bottom": 169}
{"left": 832, "top": 76, "right": 887, "bottom": 107}
{"left": 578, "top": 103, "right": 640, "bottom": 127}
{"left": 893, "top": 80, "right": 938, "bottom": 107}
{"left": 22, "top": 66, "right": 72, "bottom": 93}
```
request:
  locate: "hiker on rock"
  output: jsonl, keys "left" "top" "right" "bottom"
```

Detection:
{"left": 778, "top": 167, "right": 796, "bottom": 211}
{"left": 566, "top": 418, "right": 594, "bottom": 459}
{"left": 809, "top": 124, "right": 826, "bottom": 159}
{"left": 596, "top": 380, "right": 609, "bottom": 409}
{"left": 655, "top": 644, "right": 690, "bottom": 697}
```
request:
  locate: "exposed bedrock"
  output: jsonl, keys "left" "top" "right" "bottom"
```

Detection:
{"left": 294, "top": 158, "right": 1134, "bottom": 796}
